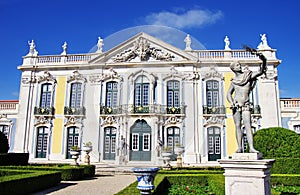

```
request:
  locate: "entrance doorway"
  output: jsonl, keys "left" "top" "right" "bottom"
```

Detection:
{"left": 129, "top": 120, "right": 151, "bottom": 161}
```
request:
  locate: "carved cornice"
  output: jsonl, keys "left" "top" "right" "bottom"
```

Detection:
{"left": 112, "top": 37, "right": 174, "bottom": 62}
{"left": 204, "top": 116, "right": 225, "bottom": 127}
{"left": 202, "top": 67, "right": 223, "bottom": 80}
{"left": 165, "top": 116, "right": 182, "bottom": 126}
{"left": 38, "top": 71, "right": 57, "bottom": 83}
{"left": 34, "top": 116, "right": 51, "bottom": 126}
{"left": 89, "top": 68, "right": 123, "bottom": 83}
{"left": 64, "top": 116, "right": 83, "bottom": 127}
{"left": 67, "top": 70, "right": 86, "bottom": 83}
{"left": 101, "top": 116, "right": 117, "bottom": 126}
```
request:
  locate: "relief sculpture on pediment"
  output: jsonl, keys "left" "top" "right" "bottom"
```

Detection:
{"left": 113, "top": 37, "right": 174, "bottom": 62}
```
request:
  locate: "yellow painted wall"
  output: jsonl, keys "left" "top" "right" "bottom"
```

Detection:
{"left": 52, "top": 76, "right": 66, "bottom": 154}
{"left": 224, "top": 72, "right": 237, "bottom": 155}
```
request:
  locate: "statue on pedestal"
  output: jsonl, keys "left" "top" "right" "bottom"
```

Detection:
{"left": 227, "top": 47, "right": 267, "bottom": 153}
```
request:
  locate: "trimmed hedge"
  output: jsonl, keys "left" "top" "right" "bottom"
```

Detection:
{"left": 1, "top": 165, "right": 85, "bottom": 181}
{"left": 271, "top": 174, "right": 300, "bottom": 186}
{"left": 253, "top": 127, "right": 300, "bottom": 158}
{"left": 271, "top": 158, "right": 300, "bottom": 174}
{"left": 0, "top": 169, "right": 61, "bottom": 194}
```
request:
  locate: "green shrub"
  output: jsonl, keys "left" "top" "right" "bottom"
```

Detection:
{"left": 271, "top": 174, "right": 300, "bottom": 186}
{"left": 0, "top": 132, "right": 9, "bottom": 153}
{"left": 1, "top": 165, "right": 85, "bottom": 181}
{"left": 271, "top": 158, "right": 300, "bottom": 174}
{"left": 253, "top": 127, "right": 300, "bottom": 158}
{"left": 81, "top": 165, "right": 96, "bottom": 177}
{"left": 0, "top": 169, "right": 61, "bottom": 194}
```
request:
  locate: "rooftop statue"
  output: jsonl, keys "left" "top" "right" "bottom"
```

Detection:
{"left": 27, "top": 40, "right": 38, "bottom": 56}
{"left": 61, "top": 41, "right": 68, "bottom": 55}
{"left": 97, "top": 36, "right": 104, "bottom": 53}
{"left": 227, "top": 47, "right": 267, "bottom": 153}
{"left": 184, "top": 34, "right": 192, "bottom": 51}
{"left": 257, "top": 33, "right": 271, "bottom": 50}
{"left": 224, "top": 36, "right": 231, "bottom": 50}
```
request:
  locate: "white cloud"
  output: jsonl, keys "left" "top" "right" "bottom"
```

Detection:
{"left": 144, "top": 9, "right": 223, "bottom": 29}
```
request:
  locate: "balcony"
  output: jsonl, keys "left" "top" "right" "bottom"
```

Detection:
{"left": 64, "top": 106, "right": 86, "bottom": 116}
{"left": 203, "top": 106, "right": 226, "bottom": 115}
{"left": 100, "top": 104, "right": 186, "bottom": 115}
{"left": 34, "top": 106, "right": 55, "bottom": 115}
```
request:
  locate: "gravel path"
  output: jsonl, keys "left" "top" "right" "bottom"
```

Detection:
{"left": 31, "top": 174, "right": 136, "bottom": 195}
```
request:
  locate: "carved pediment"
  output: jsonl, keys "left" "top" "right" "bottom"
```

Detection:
{"left": 90, "top": 32, "right": 197, "bottom": 64}
{"left": 112, "top": 37, "right": 174, "bottom": 62}
{"left": 202, "top": 67, "right": 223, "bottom": 80}
{"left": 68, "top": 70, "right": 86, "bottom": 83}
{"left": 38, "top": 71, "right": 56, "bottom": 83}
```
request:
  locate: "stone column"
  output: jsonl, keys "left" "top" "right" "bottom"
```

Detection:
{"left": 218, "top": 153, "right": 275, "bottom": 195}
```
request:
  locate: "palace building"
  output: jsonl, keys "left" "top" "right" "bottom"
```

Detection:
{"left": 7, "top": 31, "right": 282, "bottom": 165}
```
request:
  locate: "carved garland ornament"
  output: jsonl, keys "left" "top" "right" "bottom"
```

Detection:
{"left": 112, "top": 37, "right": 174, "bottom": 62}
{"left": 68, "top": 70, "right": 86, "bottom": 83}
{"left": 38, "top": 71, "right": 57, "bottom": 83}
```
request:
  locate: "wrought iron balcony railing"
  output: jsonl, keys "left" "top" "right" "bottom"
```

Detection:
{"left": 34, "top": 106, "right": 55, "bottom": 115}
{"left": 203, "top": 106, "right": 226, "bottom": 115}
{"left": 100, "top": 104, "right": 186, "bottom": 115}
{"left": 64, "top": 106, "right": 86, "bottom": 115}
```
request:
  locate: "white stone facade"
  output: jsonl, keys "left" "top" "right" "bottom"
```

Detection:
{"left": 11, "top": 32, "right": 281, "bottom": 165}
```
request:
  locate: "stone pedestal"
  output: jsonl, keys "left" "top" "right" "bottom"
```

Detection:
{"left": 218, "top": 153, "right": 275, "bottom": 195}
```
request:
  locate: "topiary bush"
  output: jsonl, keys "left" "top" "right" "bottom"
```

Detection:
{"left": 0, "top": 132, "right": 9, "bottom": 153}
{"left": 253, "top": 127, "right": 300, "bottom": 158}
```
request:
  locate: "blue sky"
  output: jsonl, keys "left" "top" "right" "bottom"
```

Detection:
{"left": 0, "top": 0, "right": 299, "bottom": 100}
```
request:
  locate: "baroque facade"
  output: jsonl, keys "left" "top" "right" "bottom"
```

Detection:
{"left": 11, "top": 32, "right": 282, "bottom": 164}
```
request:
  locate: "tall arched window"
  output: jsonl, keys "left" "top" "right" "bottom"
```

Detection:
{"left": 106, "top": 81, "right": 118, "bottom": 108}
{"left": 40, "top": 83, "right": 52, "bottom": 108}
{"left": 36, "top": 127, "right": 48, "bottom": 158}
{"left": 206, "top": 80, "right": 219, "bottom": 107}
{"left": 167, "top": 80, "right": 180, "bottom": 108}
{"left": 70, "top": 83, "right": 82, "bottom": 108}
{"left": 66, "top": 127, "right": 79, "bottom": 159}
{"left": 134, "top": 76, "right": 149, "bottom": 112}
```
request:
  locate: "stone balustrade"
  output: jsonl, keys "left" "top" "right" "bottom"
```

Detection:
{"left": 22, "top": 49, "right": 277, "bottom": 66}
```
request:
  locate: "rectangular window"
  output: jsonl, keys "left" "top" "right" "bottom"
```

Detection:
{"left": 70, "top": 83, "right": 82, "bottom": 108}
{"left": 105, "top": 136, "right": 110, "bottom": 153}
{"left": 132, "top": 133, "right": 139, "bottom": 151}
{"left": 143, "top": 133, "right": 150, "bottom": 151}
{"left": 111, "top": 136, "right": 116, "bottom": 153}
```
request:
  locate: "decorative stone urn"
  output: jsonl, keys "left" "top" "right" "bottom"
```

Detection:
{"left": 82, "top": 146, "right": 92, "bottom": 165}
{"left": 161, "top": 151, "right": 172, "bottom": 170}
{"left": 70, "top": 150, "right": 80, "bottom": 166}
{"left": 132, "top": 167, "right": 160, "bottom": 195}
{"left": 174, "top": 146, "right": 184, "bottom": 168}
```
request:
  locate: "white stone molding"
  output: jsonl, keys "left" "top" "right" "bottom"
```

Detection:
{"left": 34, "top": 116, "right": 51, "bottom": 127}
{"left": 101, "top": 116, "right": 118, "bottom": 127}
{"left": 201, "top": 67, "right": 223, "bottom": 80}
{"left": 64, "top": 116, "right": 83, "bottom": 128}
{"left": 67, "top": 70, "right": 87, "bottom": 83}
{"left": 112, "top": 37, "right": 174, "bottom": 62}
{"left": 164, "top": 116, "right": 182, "bottom": 126}
{"left": 129, "top": 69, "right": 156, "bottom": 85}
{"left": 88, "top": 67, "right": 123, "bottom": 83}
{"left": 38, "top": 71, "right": 57, "bottom": 84}
{"left": 203, "top": 116, "right": 225, "bottom": 127}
